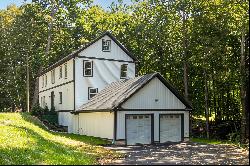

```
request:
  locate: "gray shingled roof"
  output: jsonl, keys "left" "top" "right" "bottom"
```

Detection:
{"left": 75, "top": 73, "right": 192, "bottom": 112}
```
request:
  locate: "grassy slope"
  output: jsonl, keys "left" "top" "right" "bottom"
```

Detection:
{"left": 0, "top": 113, "right": 118, "bottom": 165}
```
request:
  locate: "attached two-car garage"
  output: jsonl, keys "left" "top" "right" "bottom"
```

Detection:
{"left": 74, "top": 73, "right": 192, "bottom": 145}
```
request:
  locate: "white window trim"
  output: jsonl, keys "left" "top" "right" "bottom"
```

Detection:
{"left": 83, "top": 61, "right": 93, "bottom": 77}
{"left": 102, "top": 39, "right": 111, "bottom": 52}
{"left": 59, "top": 66, "right": 62, "bottom": 79}
{"left": 64, "top": 63, "right": 67, "bottom": 79}
{"left": 59, "top": 92, "right": 62, "bottom": 104}
{"left": 45, "top": 75, "right": 47, "bottom": 87}
{"left": 88, "top": 87, "right": 98, "bottom": 100}
{"left": 120, "top": 64, "right": 128, "bottom": 79}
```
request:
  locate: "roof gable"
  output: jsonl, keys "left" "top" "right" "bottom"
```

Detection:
{"left": 39, "top": 31, "right": 137, "bottom": 76}
{"left": 75, "top": 73, "right": 192, "bottom": 112}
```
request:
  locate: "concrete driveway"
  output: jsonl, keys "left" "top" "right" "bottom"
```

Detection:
{"left": 104, "top": 142, "right": 249, "bottom": 165}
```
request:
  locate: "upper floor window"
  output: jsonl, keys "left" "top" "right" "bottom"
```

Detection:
{"left": 59, "top": 92, "right": 62, "bottom": 104}
{"left": 42, "top": 75, "right": 44, "bottom": 88}
{"left": 45, "top": 75, "right": 47, "bottom": 87}
{"left": 102, "top": 39, "right": 111, "bottom": 52}
{"left": 120, "top": 64, "right": 128, "bottom": 79}
{"left": 88, "top": 87, "right": 98, "bottom": 100}
{"left": 59, "top": 66, "right": 62, "bottom": 79}
{"left": 64, "top": 63, "right": 67, "bottom": 79}
{"left": 83, "top": 61, "right": 93, "bottom": 77}
{"left": 51, "top": 69, "right": 55, "bottom": 84}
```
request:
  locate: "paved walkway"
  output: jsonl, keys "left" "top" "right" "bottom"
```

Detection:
{"left": 104, "top": 142, "right": 249, "bottom": 165}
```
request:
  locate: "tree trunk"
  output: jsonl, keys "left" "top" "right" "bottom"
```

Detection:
{"left": 204, "top": 69, "right": 209, "bottom": 139}
{"left": 31, "top": 1, "right": 58, "bottom": 111}
{"left": 240, "top": 29, "right": 247, "bottom": 144}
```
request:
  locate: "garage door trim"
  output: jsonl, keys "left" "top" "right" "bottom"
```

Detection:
{"left": 125, "top": 114, "right": 154, "bottom": 145}
{"left": 159, "top": 113, "right": 184, "bottom": 143}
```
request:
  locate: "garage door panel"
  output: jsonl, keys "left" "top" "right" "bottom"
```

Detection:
{"left": 126, "top": 115, "right": 152, "bottom": 145}
{"left": 160, "top": 114, "right": 182, "bottom": 143}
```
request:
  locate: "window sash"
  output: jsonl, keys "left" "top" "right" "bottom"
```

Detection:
{"left": 102, "top": 39, "right": 111, "bottom": 52}
{"left": 83, "top": 61, "right": 93, "bottom": 76}
{"left": 59, "top": 66, "right": 62, "bottom": 79}
{"left": 59, "top": 92, "right": 62, "bottom": 104}
{"left": 45, "top": 75, "right": 47, "bottom": 87}
{"left": 120, "top": 64, "right": 128, "bottom": 78}
{"left": 64, "top": 63, "right": 67, "bottom": 79}
{"left": 88, "top": 87, "right": 98, "bottom": 99}
{"left": 51, "top": 69, "right": 55, "bottom": 84}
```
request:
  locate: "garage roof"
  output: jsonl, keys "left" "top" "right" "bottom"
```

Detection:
{"left": 75, "top": 73, "right": 192, "bottom": 113}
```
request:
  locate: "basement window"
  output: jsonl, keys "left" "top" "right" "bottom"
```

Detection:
{"left": 102, "top": 39, "right": 111, "bottom": 52}
{"left": 88, "top": 87, "right": 98, "bottom": 100}
{"left": 120, "top": 64, "right": 128, "bottom": 79}
{"left": 83, "top": 61, "right": 93, "bottom": 77}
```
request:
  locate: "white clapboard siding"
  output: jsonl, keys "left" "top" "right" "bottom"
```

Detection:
{"left": 39, "top": 59, "right": 74, "bottom": 92}
{"left": 75, "top": 57, "right": 135, "bottom": 109}
{"left": 122, "top": 77, "right": 186, "bottom": 109}
{"left": 39, "top": 81, "right": 74, "bottom": 111}
{"left": 58, "top": 112, "right": 73, "bottom": 127}
{"left": 116, "top": 111, "right": 189, "bottom": 141}
{"left": 78, "top": 35, "right": 134, "bottom": 61}
{"left": 78, "top": 112, "right": 114, "bottom": 139}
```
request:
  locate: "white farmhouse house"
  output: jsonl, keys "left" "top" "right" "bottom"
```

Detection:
{"left": 38, "top": 31, "right": 192, "bottom": 145}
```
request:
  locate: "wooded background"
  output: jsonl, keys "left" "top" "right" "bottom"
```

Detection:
{"left": 0, "top": 0, "right": 249, "bottom": 143}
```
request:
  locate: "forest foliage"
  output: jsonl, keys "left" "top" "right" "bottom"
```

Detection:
{"left": 0, "top": 0, "right": 249, "bottom": 142}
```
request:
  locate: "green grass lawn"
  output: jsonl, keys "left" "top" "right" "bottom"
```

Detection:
{"left": 191, "top": 137, "right": 233, "bottom": 145}
{"left": 0, "top": 113, "right": 119, "bottom": 165}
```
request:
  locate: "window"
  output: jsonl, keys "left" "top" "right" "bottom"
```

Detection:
{"left": 88, "top": 87, "right": 98, "bottom": 99}
{"left": 41, "top": 96, "right": 45, "bottom": 107}
{"left": 59, "top": 92, "right": 62, "bottom": 104}
{"left": 41, "top": 97, "right": 43, "bottom": 107}
{"left": 45, "top": 75, "right": 47, "bottom": 87}
{"left": 102, "top": 39, "right": 111, "bottom": 52}
{"left": 59, "top": 66, "right": 62, "bottom": 79}
{"left": 42, "top": 75, "right": 44, "bottom": 88}
{"left": 64, "top": 63, "right": 67, "bottom": 79}
{"left": 83, "top": 61, "right": 93, "bottom": 77}
{"left": 51, "top": 69, "right": 55, "bottom": 84}
{"left": 120, "top": 64, "right": 128, "bottom": 79}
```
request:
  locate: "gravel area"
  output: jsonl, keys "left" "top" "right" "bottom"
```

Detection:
{"left": 104, "top": 142, "right": 249, "bottom": 165}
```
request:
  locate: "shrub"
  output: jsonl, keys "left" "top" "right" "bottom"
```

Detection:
{"left": 41, "top": 106, "right": 58, "bottom": 124}
{"left": 31, "top": 103, "right": 43, "bottom": 117}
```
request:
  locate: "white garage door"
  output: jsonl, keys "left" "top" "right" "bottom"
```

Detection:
{"left": 160, "top": 114, "right": 182, "bottom": 143}
{"left": 126, "top": 115, "right": 152, "bottom": 145}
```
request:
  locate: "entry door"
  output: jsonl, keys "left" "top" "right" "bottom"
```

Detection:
{"left": 51, "top": 91, "right": 54, "bottom": 108}
{"left": 126, "top": 115, "right": 152, "bottom": 145}
{"left": 160, "top": 114, "right": 182, "bottom": 143}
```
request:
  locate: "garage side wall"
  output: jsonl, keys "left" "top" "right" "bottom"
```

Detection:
{"left": 117, "top": 111, "right": 189, "bottom": 141}
{"left": 78, "top": 112, "right": 114, "bottom": 139}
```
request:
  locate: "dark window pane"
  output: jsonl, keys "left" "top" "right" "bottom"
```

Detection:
{"left": 90, "top": 88, "right": 97, "bottom": 93}
{"left": 85, "top": 62, "right": 92, "bottom": 68}
{"left": 85, "top": 69, "right": 92, "bottom": 76}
